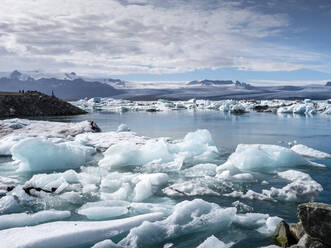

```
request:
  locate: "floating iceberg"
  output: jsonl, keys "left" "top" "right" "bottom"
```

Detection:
{"left": 217, "top": 144, "right": 313, "bottom": 173}
{"left": 197, "top": 235, "right": 234, "bottom": 248}
{"left": 224, "top": 170, "right": 323, "bottom": 202}
{"left": 119, "top": 199, "right": 236, "bottom": 248}
{"left": 163, "top": 181, "right": 220, "bottom": 196}
{"left": 117, "top": 123, "right": 130, "bottom": 132}
{"left": 11, "top": 138, "right": 96, "bottom": 172}
{"left": 0, "top": 210, "right": 70, "bottom": 230}
{"left": 0, "top": 212, "right": 163, "bottom": 248}
{"left": 99, "top": 129, "right": 219, "bottom": 169}
{"left": 77, "top": 200, "right": 130, "bottom": 220}
{"left": 291, "top": 144, "right": 331, "bottom": 159}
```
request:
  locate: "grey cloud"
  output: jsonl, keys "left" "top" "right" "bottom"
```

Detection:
{"left": 0, "top": 0, "right": 327, "bottom": 74}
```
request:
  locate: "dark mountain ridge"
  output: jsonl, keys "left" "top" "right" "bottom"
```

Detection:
{"left": 0, "top": 71, "right": 122, "bottom": 99}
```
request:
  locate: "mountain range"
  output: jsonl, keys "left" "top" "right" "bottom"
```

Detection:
{"left": 0, "top": 70, "right": 331, "bottom": 100}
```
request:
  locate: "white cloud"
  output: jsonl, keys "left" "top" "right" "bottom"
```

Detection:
{"left": 0, "top": 0, "right": 328, "bottom": 74}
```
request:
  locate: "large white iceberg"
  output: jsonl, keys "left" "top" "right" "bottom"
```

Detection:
{"left": 11, "top": 138, "right": 96, "bottom": 171}
{"left": 0, "top": 212, "right": 163, "bottom": 248}
{"left": 217, "top": 144, "right": 313, "bottom": 173}
{"left": 119, "top": 199, "right": 236, "bottom": 247}
{"left": 99, "top": 129, "right": 219, "bottom": 169}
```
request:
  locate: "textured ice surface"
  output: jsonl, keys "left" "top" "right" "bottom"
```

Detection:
{"left": 0, "top": 119, "right": 97, "bottom": 139}
{"left": 91, "top": 239, "right": 120, "bottom": 248}
{"left": 0, "top": 195, "right": 22, "bottom": 214}
{"left": 0, "top": 212, "right": 163, "bottom": 248}
{"left": 99, "top": 129, "right": 219, "bottom": 169}
{"left": 217, "top": 144, "right": 313, "bottom": 173}
{"left": 163, "top": 181, "right": 220, "bottom": 196}
{"left": 291, "top": 144, "right": 331, "bottom": 159}
{"left": 11, "top": 138, "right": 96, "bottom": 171}
{"left": 117, "top": 123, "right": 130, "bottom": 132}
{"left": 197, "top": 235, "right": 234, "bottom": 248}
{"left": 0, "top": 116, "right": 328, "bottom": 247}
{"left": 119, "top": 199, "right": 236, "bottom": 248}
{"left": 75, "top": 131, "right": 148, "bottom": 151}
{"left": 77, "top": 200, "right": 129, "bottom": 220}
{"left": 225, "top": 170, "right": 323, "bottom": 202}
{"left": 0, "top": 210, "right": 70, "bottom": 230}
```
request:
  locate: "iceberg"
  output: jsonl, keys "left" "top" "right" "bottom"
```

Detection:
{"left": 217, "top": 144, "right": 313, "bottom": 173}
{"left": 119, "top": 199, "right": 236, "bottom": 247}
{"left": 0, "top": 212, "right": 163, "bottom": 248}
{"left": 163, "top": 181, "right": 220, "bottom": 196}
{"left": 99, "top": 129, "right": 219, "bottom": 169}
{"left": 11, "top": 138, "right": 96, "bottom": 171}
{"left": 197, "top": 235, "right": 234, "bottom": 248}
{"left": 291, "top": 144, "right": 331, "bottom": 159}
{"left": 224, "top": 170, "right": 323, "bottom": 202}
{"left": 0, "top": 210, "right": 70, "bottom": 230}
{"left": 77, "top": 200, "right": 130, "bottom": 220}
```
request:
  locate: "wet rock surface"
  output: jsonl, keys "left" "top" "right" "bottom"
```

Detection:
{"left": 298, "top": 202, "right": 331, "bottom": 246}
{"left": 273, "top": 221, "right": 298, "bottom": 247}
{"left": 0, "top": 91, "right": 86, "bottom": 117}
{"left": 273, "top": 202, "right": 331, "bottom": 248}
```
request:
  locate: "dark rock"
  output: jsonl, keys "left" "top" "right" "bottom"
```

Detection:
{"left": 230, "top": 109, "right": 246, "bottom": 114}
{"left": 298, "top": 202, "right": 331, "bottom": 246}
{"left": 0, "top": 91, "right": 87, "bottom": 117}
{"left": 290, "top": 222, "right": 305, "bottom": 242}
{"left": 89, "top": 121, "right": 101, "bottom": 132}
{"left": 273, "top": 220, "right": 298, "bottom": 247}
{"left": 290, "top": 234, "right": 328, "bottom": 248}
{"left": 325, "top": 82, "right": 331, "bottom": 87}
{"left": 23, "top": 186, "right": 58, "bottom": 196}
{"left": 253, "top": 105, "right": 269, "bottom": 112}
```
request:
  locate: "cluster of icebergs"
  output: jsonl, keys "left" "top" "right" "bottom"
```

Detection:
{"left": 0, "top": 118, "right": 330, "bottom": 247}
{"left": 72, "top": 98, "right": 331, "bottom": 115}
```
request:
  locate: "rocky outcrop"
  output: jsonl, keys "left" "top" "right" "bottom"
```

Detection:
{"left": 273, "top": 202, "right": 331, "bottom": 248}
{"left": 298, "top": 202, "right": 331, "bottom": 246}
{"left": 0, "top": 91, "right": 87, "bottom": 117}
{"left": 273, "top": 221, "right": 298, "bottom": 247}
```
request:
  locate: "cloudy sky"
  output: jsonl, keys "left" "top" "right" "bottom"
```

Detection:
{"left": 0, "top": 0, "right": 330, "bottom": 83}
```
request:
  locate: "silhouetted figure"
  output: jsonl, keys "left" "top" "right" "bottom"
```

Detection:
{"left": 22, "top": 90, "right": 24, "bottom": 94}
{"left": 51, "top": 90, "right": 55, "bottom": 97}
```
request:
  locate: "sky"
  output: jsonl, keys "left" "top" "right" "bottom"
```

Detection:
{"left": 0, "top": 0, "right": 330, "bottom": 84}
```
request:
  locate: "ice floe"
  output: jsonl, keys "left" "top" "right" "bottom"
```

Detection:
{"left": 99, "top": 129, "right": 219, "bottom": 169}
{"left": 118, "top": 199, "right": 236, "bottom": 247}
{"left": 0, "top": 210, "right": 70, "bottom": 230}
{"left": 11, "top": 138, "right": 96, "bottom": 171}
{"left": 0, "top": 212, "right": 163, "bottom": 248}
{"left": 197, "top": 235, "right": 234, "bottom": 248}
{"left": 217, "top": 144, "right": 315, "bottom": 173}
{"left": 291, "top": 144, "right": 331, "bottom": 159}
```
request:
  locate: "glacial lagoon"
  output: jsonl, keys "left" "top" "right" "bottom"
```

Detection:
{"left": 0, "top": 99, "right": 330, "bottom": 248}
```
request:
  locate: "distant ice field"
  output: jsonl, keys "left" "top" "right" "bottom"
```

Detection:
{"left": 0, "top": 99, "right": 330, "bottom": 248}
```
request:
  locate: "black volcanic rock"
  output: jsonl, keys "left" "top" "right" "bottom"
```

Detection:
{"left": 0, "top": 91, "right": 87, "bottom": 117}
{"left": 0, "top": 71, "right": 122, "bottom": 99}
{"left": 326, "top": 82, "right": 331, "bottom": 86}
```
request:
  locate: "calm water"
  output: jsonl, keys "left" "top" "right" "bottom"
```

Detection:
{"left": 19, "top": 110, "right": 331, "bottom": 247}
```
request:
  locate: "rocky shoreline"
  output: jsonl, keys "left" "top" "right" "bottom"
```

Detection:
{"left": 0, "top": 91, "right": 86, "bottom": 117}
{"left": 273, "top": 202, "right": 331, "bottom": 248}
